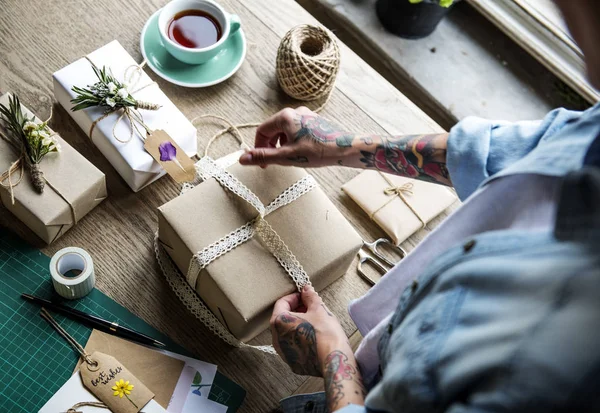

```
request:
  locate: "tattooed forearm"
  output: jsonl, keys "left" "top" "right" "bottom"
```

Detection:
{"left": 294, "top": 115, "right": 356, "bottom": 148}
{"left": 274, "top": 312, "right": 322, "bottom": 376}
{"left": 359, "top": 133, "right": 451, "bottom": 186}
{"left": 360, "top": 136, "right": 373, "bottom": 145}
{"left": 289, "top": 115, "right": 450, "bottom": 185}
{"left": 287, "top": 155, "right": 309, "bottom": 163}
{"left": 323, "top": 350, "right": 366, "bottom": 411}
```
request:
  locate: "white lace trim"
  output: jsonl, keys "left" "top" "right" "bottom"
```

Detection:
{"left": 154, "top": 234, "right": 276, "bottom": 354}
{"left": 155, "top": 155, "right": 318, "bottom": 353}
{"left": 187, "top": 221, "right": 255, "bottom": 286}
{"left": 197, "top": 156, "right": 265, "bottom": 217}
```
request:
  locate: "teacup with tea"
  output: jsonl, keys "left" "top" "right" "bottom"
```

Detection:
{"left": 158, "top": 0, "right": 241, "bottom": 65}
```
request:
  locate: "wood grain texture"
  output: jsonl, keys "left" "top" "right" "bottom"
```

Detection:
{"left": 0, "top": 0, "right": 456, "bottom": 410}
{"left": 296, "top": 0, "right": 590, "bottom": 130}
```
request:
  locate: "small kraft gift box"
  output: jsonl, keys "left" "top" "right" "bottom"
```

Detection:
{"left": 0, "top": 93, "right": 107, "bottom": 244}
{"left": 52, "top": 40, "right": 197, "bottom": 192}
{"left": 342, "top": 170, "right": 457, "bottom": 245}
{"left": 157, "top": 157, "right": 362, "bottom": 343}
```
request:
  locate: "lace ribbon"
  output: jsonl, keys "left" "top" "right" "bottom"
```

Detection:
{"left": 155, "top": 155, "right": 318, "bottom": 353}
{"left": 188, "top": 156, "right": 316, "bottom": 289}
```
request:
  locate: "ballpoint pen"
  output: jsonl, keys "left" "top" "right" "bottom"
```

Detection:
{"left": 21, "top": 293, "right": 166, "bottom": 348}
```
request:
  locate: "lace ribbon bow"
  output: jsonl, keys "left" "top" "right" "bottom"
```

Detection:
{"left": 187, "top": 156, "right": 316, "bottom": 290}
{"left": 155, "top": 156, "right": 318, "bottom": 354}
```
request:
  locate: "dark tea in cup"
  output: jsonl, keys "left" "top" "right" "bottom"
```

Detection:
{"left": 167, "top": 9, "right": 223, "bottom": 49}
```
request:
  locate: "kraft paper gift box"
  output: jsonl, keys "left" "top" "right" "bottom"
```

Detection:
{"left": 0, "top": 93, "right": 107, "bottom": 244}
{"left": 342, "top": 170, "right": 457, "bottom": 245}
{"left": 158, "top": 162, "right": 362, "bottom": 342}
{"left": 52, "top": 40, "right": 197, "bottom": 192}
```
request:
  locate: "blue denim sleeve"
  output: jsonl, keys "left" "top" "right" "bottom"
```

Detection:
{"left": 446, "top": 108, "right": 582, "bottom": 200}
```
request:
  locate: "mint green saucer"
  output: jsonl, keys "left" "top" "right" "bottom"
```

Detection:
{"left": 140, "top": 9, "right": 246, "bottom": 88}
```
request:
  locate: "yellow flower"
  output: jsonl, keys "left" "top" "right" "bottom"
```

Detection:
{"left": 112, "top": 379, "right": 134, "bottom": 398}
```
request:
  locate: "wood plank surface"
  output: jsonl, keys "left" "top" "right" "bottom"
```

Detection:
{"left": 0, "top": 0, "right": 456, "bottom": 411}
{"left": 296, "top": 0, "right": 590, "bottom": 130}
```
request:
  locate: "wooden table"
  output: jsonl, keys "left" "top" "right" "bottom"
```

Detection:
{"left": 0, "top": 0, "right": 455, "bottom": 410}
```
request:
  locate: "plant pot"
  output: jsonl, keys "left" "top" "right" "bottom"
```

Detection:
{"left": 375, "top": 0, "right": 451, "bottom": 39}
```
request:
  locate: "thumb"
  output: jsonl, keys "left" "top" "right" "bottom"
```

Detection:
{"left": 239, "top": 147, "right": 294, "bottom": 167}
{"left": 301, "top": 284, "right": 322, "bottom": 310}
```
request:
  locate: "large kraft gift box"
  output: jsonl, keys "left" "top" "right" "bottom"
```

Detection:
{"left": 52, "top": 40, "right": 197, "bottom": 192}
{"left": 158, "top": 163, "right": 362, "bottom": 342}
{"left": 0, "top": 93, "right": 107, "bottom": 244}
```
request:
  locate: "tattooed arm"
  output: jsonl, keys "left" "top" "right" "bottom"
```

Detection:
{"left": 240, "top": 106, "right": 451, "bottom": 186}
{"left": 322, "top": 350, "right": 367, "bottom": 411}
{"left": 271, "top": 285, "right": 366, "bottom": 411}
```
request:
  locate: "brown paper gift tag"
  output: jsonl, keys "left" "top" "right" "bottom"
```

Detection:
{"left": 76, "top": 330, "right": 185, "bottom": 409}
{"left": 80, "top": 351, "right": 154, "bottom": 413}
{"left": 144, "top": 129, "right": 196, "bottom": 183}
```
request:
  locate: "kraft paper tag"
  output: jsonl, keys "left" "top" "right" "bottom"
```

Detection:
{"left": 80, "top": 351, "right": 154, "bottom": 413}
{"left": 144, "top": 130, "right": 196, "bottom": 183}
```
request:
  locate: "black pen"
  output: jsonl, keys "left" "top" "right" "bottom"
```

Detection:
{"left": 21, "top": 293, "right": 166, "bottom": 348}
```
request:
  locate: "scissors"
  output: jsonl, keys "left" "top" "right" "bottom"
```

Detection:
{"left": 357, "top": 238, "right": 406, "bottom": 286}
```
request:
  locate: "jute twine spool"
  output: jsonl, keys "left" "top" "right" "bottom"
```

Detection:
{"left": 276, "top": 24, "right": 340, "bottom": 102}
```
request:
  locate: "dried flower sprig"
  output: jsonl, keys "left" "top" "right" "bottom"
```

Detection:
{"left": 0, "top": 94, "right": 60, "bottom": 193}
{"left": 71, "top": 65, "right": 159, "bottom": 112}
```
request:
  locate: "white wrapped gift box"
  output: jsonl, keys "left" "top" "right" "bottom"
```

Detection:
{"left": 53, "top": 40, "right": 197, "bottom": 192}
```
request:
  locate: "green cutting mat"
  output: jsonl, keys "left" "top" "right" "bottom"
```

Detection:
{"left": 0, "top": 229, "right": 245, "bottom": 412}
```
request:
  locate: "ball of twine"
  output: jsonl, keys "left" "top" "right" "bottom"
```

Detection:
{"left": 276, "top": 24, "right": 341, "bottom": 102}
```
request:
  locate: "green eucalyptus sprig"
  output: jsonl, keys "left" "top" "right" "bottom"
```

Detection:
{"left": 0, "top": 94, "right": 60, "bottom": 193}
{"left": 71, "top": 65, "right": 159, "bottom": 113}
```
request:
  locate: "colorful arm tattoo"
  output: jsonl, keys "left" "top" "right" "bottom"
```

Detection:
{"left": 291, "top": 114, "right": 451, "bottom": 185}
{"left": 359, "top": 133, "right": 451, "bottom": 186}
{"left": 323, "top": 350, "right": 366, "bottom": 411}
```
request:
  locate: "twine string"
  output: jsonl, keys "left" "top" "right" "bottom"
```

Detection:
{"left": 191, "top": 114, "right": 256, "bottom": 157}
{"left": 85, "top": 57, "right": 159, "bottom": 143}
{"left": 276, "top": 25, "right": 340, "bottom": 102}
{"left": 40, "top": 308, "right": 97, "bottom": 367}
{"left": 66, "top": 402, "right": 108, "bottom": 413}
{"left": 191, "top": 25, "right": 339, "bottom": 157}
{"left": 369, "top": 171, "right": 427, "bottom": 229}
{"left": 0, "top": 154, "right": 24, "bottom": 205}
{"left": 0, "top": 106, "right": 77, "bottom": 225}
{"left": 65, "top": 401, "right": 154, "bottom": 413}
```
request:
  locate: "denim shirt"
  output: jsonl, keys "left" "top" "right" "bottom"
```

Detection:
{"left": 282, "top": 104, "right": 600, "bottom": 413}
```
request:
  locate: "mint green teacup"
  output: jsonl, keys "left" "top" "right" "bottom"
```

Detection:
{"left": 158, "top": 0, "right": 241, "bottom": 65}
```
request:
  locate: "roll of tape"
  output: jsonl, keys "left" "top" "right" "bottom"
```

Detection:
{"left": 49, "top": 247, "right": 95, "bottom": 300}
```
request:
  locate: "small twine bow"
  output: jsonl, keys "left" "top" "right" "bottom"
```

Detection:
{"left": 85, "top": 58, "right": 160, "bottom": 144}
{"left": 369, "top": 171, "right": 426, "bottom": 229}
{"left": 384, "top": 182, "right": 414, "bottom": 197}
